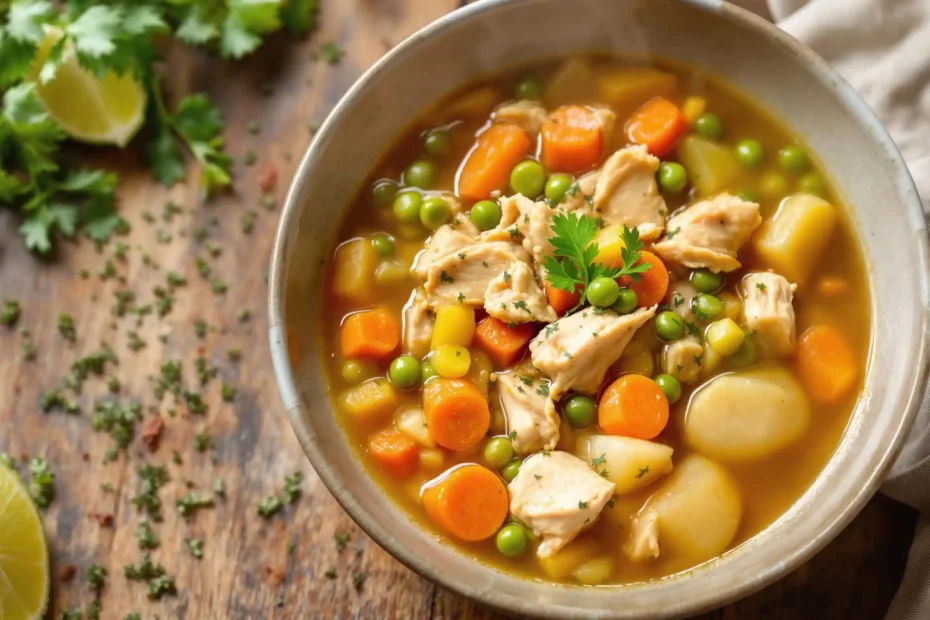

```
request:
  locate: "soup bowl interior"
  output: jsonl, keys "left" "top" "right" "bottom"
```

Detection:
{"left": 269, "top": 0, "right": 930, "bottom": 617}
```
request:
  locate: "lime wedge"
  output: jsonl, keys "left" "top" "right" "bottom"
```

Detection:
{"left": 0, "top": 464, "right": 49, "bottom": 620}
{"left": 33, "top": 29, "right": 145, "bottom": 147}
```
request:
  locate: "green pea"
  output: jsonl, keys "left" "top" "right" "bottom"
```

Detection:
{"left": 423, "top": 129, "right": 451, "bottom": 158}
{"left": 388, "top": 355, "right": 421, "bottom": 389}
{"left": 656, "top": 162, "right": 688, "bottom": 194}
{"left": 484, "top": 437, "right": 515, "bottom": 469}
{"left": 778, "top": 145, "right": 808, "bottom": 173}
{"left": 510, "top": 160, "right": 546, "bottom": 198}
{"left": 729, "top": 332, "right": 757, "bottom": 368}
{"left": 734, "top": 139, "right": 764, "bottom": 168}
{"left": 514, "top": 74, "right": 544, "bottom": 101}
{"left": 798, "top": 172, "right": 826, "bottom": 196}
{"left": 341, "top": 360, "right": 370, "bottom": 384}
{"left": 470, "top": 200, "right": 502, "bottom": 232}
{"left": 694, "top": 113, "right": 723, "bottom": 140}
{"left": 654, "top": 374, "right": 681, "bottom": 404}
{"left": 736, "top": 189, "right": 758, "bottom": 202}
{"left": 421, "top": 360, "right": 438, "bottom": 384}
{"left": 393, "top": 191, "right": 422, "bottom": 224}
{"left": 404, "top": 160, "right": 436, "bottom": 189}
{"left": 372, "top": 179, "right": 398, "bottom": 209}
{"left": 654, "top": 311, "right": 685, "bottom": 341}
{"left": 586, "top": 277, "right": 620, "bottom": 308}
{"left": 563, "top": 394, "right": 596, "bottom": 428}
{"left": 693, "top": 294, "right": 723, "bottom": 321}
{"left": 611, "top": 288, "right": 638, "bottom": 315}
{"left": 502, "top": 459, "right": 521, "bottom": 483}
{"left": 496, "top": 523, "right": 528, "bottom": 557}
{"left": 690, "top": 269, "right": 723, "bottom": 293}
{"left": 759, "top": 172, "right": 788, "bottom": 199}
{"left": 371, "top": 233, "right": 395, "bottom": 257}
{"left": 420, "top": 196, "right": 451, "bottom": 230}
{"left": 545, "top": 173, "right": 574, "bottom": 203}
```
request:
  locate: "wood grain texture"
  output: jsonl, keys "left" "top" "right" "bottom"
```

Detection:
{"left": 0, "top": 1, "right": 916, "bottom": 618}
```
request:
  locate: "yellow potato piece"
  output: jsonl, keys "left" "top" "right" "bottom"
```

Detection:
{"left": 340, "top": 379, "right": 398, "bottom": 423}
{"left": 754, "top": 193, "right": 837, "bottom": 285}
{"left": 333, "top": 238, "right": 377, "bottom": 304}
{"left": 579, "top": 434, "right": 673, "bottom": 494}
{"left": 677, "top": 135, "right": 741, "bottom": 196}
{"left": 431, "top": 305, "right": 476, "bottom": 349}
{"left": 431, "top": 345, "right": 471, "bottom": 378}
{"left": 596, "top": 68, "right": 677, "bottom": 111}
{"left": 572, "top": 556, "right": 616, "bottom": 585}
{"left": 540, "top": 537, "right": 601, "bottom": 580}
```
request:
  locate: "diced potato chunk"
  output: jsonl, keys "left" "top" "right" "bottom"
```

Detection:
{"left": 641, "top": 454, "right": 742, "bottom": 564}
{"left": 395, "top": 407, "right": 434, "bottom": 448}
{"left": 539, "top": 537, "right": 600, "bottom": 580}
{"left": 431, "top": 345, "right": 471, "bottom": 378}
{"left": 753, "top": 193, "right": 837, "bottom": 285}
{"left": 677, "top": 135, "right": 741, "bottom": 196}
{"left": 719, "top": 292, "right": 743, "bottom": 321}
{"left": 545, "top": 58, "right": 596, "bottom": 107}
{"left": 615, "top": 350, "right": 654, "bottom": 377}
{"left": 375, "top": 259, "right": 410, "bottom": 286}
{"left": 340, "top": 378, "right": 398, "bottom": 422}
{"left": 681, "top": 96, "right": 707, "bottom": 123}
{"left": 572, "top": 556, "right": 615, "bottom": 585}
{"left": 684, "top": 368, "right": 810, "bottom": 462}
{"left": 431, "top": 305, "right": 476, "bottom": 349}
{"left": 333, "top": 238, "right": 377, "bottom": 304}
{"left": 578, "top": 435, "right": 673, "bottom": 494}
{"left": 596, "top": 68, "right": 676, "bottom": 110}
{"left": 705, "top": 318, "right": 745, "bottom": 356}
{"left": 419, "top": 448, "right": 445, "bottom": 470}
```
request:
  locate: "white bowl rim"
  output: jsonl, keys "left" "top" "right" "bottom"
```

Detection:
{"left": 268, "top": 0, "right": 930, "bottom": 617}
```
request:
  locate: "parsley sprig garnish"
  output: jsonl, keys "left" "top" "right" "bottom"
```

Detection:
{"left": 543, "top": 213, "right": 650, "bottom": 313}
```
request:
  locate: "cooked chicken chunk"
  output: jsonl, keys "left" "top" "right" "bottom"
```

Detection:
{"left": 742, "top": 272, "right": 798, "bottom": 355}
{"left": 661, "top": 335, "right": 704, "bottom": 384}
{"left": 625, "top": 509, "right": 660, "bottom": 562}
{"left": 402, "top": 288, "right": 434, "bottom": 358}
{"left": 592, "top": 106, "right": 617, "bottom": 144}
{"left": 530, "top": 306, "right": 656, "bottom": 398}
{"left": 509, "top": 451, "right": 616, "bottom": 558}
{"left": 494, "top": 100, "right": 548, "bottom": 135}
{"left": 653, "top": 193, "right": 762, "bottom": 273}
{"left": 666, "top": 280, "right": 699, "bottom": 324}
{"left": 591, "top": 146, "right": 667, "bottom": 240}
{"left": 559, "top": 170, "right": 599, "bottom": 215}
{"left": 480, "top": 194, "right": 533, "bottom": 242}
{"left": 516, "top": 198, "right": 557, "bottom": 277}
{"left": 485, "top": 261, "right": 558, "bottom": 324}
{"left": 412, "top": 225, "right": 476, "bottom": 280}
{"left": 424, "top": 241, "right": 530, "bottom": 306}
{"left": 497, "top": 372, "right": 559, "bottom": 454}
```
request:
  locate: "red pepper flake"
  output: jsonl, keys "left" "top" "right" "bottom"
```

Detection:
{"left": 89, "top": 512, "right": 114, "bottom": 527}
{"left": 141, "top": 417, "right": 165, "bottom": 452}
{"left": 60, "top": 564, "right": 77, "bottom": 582}
{"left": 259, "top": 165, "right": 278, "bottom": 192}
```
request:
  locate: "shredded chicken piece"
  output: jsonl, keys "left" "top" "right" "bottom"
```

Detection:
{"left": 625, "top": 509, "right": 660, "bottom": 562}
{"left": 662, "top": 335, "right": 704, "bottom": 384}
{"left": 494, "top": 100, "right": 549, "bottom": 135}
{"left": 497, "top": 372, "right": 559, "bottom": 454}
{"left": 485, "top": 261, "right": 557, "bottom": 324}
{"left": 424, "top": 241, "right": 530, "bottom": 306}
{"left": 591, "top": 145, "right": 667, "bottom": 240}
{"left": 412, "top": 225, "right": 477, "bottom": 280}
{"left": 742, "top": 272, "right": 797, "bottom": 355}
{"left": 402, "top": 288, "right": 434, "bottom": 358}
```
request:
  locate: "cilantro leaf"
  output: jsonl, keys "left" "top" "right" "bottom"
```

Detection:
{"left": 67, "top": 5, "right": 122, "bottom": 58}
{"left": 7, "top": 0, "right": 56, "bottom": 44}
{"left": 175, "top": 11, "right": 217, "bottom": 45}
{"left": 220, "top": 0, "right": 281, "bottom": 58}
{"left": 280, "top": 0, "right": 319, "bottom": 36}
{"left": 616, "top": 226, "right": 651, "bottom": 282}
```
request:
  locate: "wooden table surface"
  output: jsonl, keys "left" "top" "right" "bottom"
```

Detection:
{"left": 0, "top": 1, "right": 917, "bottom": 618}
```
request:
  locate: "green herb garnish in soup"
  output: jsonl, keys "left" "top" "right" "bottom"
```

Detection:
{"left": 321, "top": 56, "right": 869, "bottom": 585}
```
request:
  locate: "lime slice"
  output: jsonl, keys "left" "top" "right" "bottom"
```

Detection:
{"left": 33, "top": 29, "right": 145, "bottom": 147}
{"left": 0, "top": 464, "right": 49, "bottom": 620}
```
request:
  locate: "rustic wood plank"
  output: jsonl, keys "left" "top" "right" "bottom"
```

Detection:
{"left": 0, "top": 1, "right": 916, "bottom": 619}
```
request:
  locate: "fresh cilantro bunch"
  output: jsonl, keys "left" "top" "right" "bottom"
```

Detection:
{"left": 0, "top": 0, "right": 320, "bottom": 253}
{"left": 544, "top": 213, "right": 650, "bottom": 313}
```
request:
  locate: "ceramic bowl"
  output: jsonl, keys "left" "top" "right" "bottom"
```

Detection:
{"left": 268, "top": 0, "right": 930, "bottom": 617}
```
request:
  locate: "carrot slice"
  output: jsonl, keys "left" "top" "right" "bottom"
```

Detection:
{"left": 422, "top": 464, "right": 509, "bottom": 541}
{"left": 797, "top": 325, "right": 858, "bottom": 405}
{"left": 598, "top": 374, "right": 669, "bottom": 439}
{"left": 625, "top": 97, "right": 688, "bottom": 158}
{"left": 458, "top": 124, "right": 533, "bottom": 201}
{"left": 541, "top": 105, "right": 604, "bottom": 173}
{"left": 340, "top": 307, "right": 400, "bottom": 362}
{"left": 473, "top": 317, "right": 536, "bottom": 367}
{"left": 423, "top": 378, "right": 490, "bottom": 451}
{"left": 368, "top": 429, "right": 419, "bottom": 479}
{"left": 545, "top": 282, "right": 582, "bottom": 317}
{"left": 618, "top": 250, "right": 668, "bottom": 308}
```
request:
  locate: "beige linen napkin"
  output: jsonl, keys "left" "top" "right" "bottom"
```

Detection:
{"left": 768, "top": 0, "right": 930, "bottom": 617}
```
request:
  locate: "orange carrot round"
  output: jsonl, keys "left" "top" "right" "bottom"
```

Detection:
{"left": 423, "top": 378, "right": 490, "bottom": 451}
{"left": 340, "top": 307, "right": 400, "bottom": 362}
{"left": 458, "top": 124, "right": 533, "bottom": 201}
{"left": 797, "top": 325, "right": 858, "bottom": 405}
{"left": 422, "top": 464, "right": 509, "bottom": 541}
{"left": 368, "top": 429, "right": 419, "bottom": 479}
{"left": 541, "top": 105, "right": 604, "bottom": 173}
{"left": 545, "top": 282, "right": 582, "bottom": 317}
{"left": 619, "top": 250, "right": 668, "bottom": 309}
{"left": 625, "top": 97, "right": 689, "bottom": 158}
{"left": 473, "top": 317, "right": 536, "bottom": 368}
{"left": 598, "top": 374, "right": 669, "bottom": 439}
